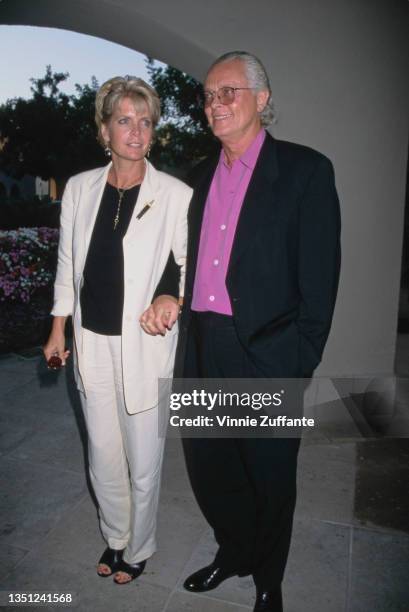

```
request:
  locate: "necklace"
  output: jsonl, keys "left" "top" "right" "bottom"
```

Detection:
{"left": 113, "top": 187, "right": 127, "bottom": 230}
{"left": 111, "top": 171, "right": 144, "bottom": 230}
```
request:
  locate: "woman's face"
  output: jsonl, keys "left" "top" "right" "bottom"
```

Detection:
{"left": 101, "top": 96, "right": 153, "bottom": 164}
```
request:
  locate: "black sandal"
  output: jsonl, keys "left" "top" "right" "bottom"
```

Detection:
{"left": 113, "top": 559, "right": 146, "bottom": 584}
{"left": 97, "top": 547, "right": 124, "bottom": 577}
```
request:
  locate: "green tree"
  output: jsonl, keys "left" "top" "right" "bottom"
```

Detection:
{"left": 0, "top": 62, "right": 217, "bottom": 195}
{"left": 0, "top": 66, "right": 104, "bottom": 197}
{"left": 146, "top": 59, "right": 217, "bottom": 174}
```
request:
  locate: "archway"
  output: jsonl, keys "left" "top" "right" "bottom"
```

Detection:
{"left": 0, "top": 0, "right": 213, "bottom": 81}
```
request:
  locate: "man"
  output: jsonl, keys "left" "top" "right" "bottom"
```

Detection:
{"left": 143, "top": 50, "right": 341, "bottom": 611}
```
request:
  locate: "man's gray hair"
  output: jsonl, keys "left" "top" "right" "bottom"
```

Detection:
{"left": 208, "top": 51, "right": 275, "bottom": 127}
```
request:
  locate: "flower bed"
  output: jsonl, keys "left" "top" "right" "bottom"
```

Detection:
{"left": 0, "top": 227, "right": 59, "bottom": 353}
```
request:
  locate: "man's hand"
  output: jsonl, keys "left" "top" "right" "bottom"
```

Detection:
{"left": 140, "top": 295, "right": 179, "bottom": 336}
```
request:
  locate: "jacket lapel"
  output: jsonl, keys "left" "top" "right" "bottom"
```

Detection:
{"left": 227, "top": 134, "right": 279, "bottom": 271}
{"left": 81, "top": 163, "right": 111, "bottom": 267}
{"left": 123, "top": 160, "right": 160, "bottom": 244}
{"left": 187, "top": 154, "right": 219, "bottom": 286}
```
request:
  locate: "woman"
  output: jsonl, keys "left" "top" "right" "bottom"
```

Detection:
{"left": 43, "top": 76, "right": 192, "bottom": 584}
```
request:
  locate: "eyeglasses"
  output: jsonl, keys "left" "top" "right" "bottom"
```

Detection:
{"left": 202, "top": 86, "right": 253, "bottom": 107}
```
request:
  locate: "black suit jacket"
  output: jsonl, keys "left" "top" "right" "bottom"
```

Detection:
{"left": 174, "top": 133, "right": 341, "bottom": 378}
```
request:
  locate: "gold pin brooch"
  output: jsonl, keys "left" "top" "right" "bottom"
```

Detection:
{"left": 136, "top": 200, "right": 154, "bottom": 220}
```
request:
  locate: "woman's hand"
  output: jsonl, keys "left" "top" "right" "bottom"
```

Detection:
{"left": 43, "top": 316, "right": 70, "bottom": 366}
{"left": 140, "top": 295, "right": 179, "bottom": 336}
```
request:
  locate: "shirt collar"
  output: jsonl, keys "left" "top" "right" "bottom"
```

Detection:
{"left": 221, "top": 128, "right": 266, "bottom": 170}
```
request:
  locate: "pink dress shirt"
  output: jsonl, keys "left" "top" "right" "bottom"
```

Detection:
{"left": 192, "top": 129, "right": 266, "bottom": 315}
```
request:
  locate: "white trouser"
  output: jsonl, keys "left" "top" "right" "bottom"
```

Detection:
{"left": 79, "top": 328, "right": 165, "bottom": 564}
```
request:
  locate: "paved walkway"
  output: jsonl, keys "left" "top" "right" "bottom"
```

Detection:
{"left": 1, "top": 338, "right": 408, "bottom": 611}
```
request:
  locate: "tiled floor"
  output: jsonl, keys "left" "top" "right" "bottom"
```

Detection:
{"left": 1, "top": 338, "right": 408, "bottom": 611}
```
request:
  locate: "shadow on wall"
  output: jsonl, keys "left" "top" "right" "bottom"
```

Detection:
{"left": 397, "top": 151, "right": 409, "bottom": 333}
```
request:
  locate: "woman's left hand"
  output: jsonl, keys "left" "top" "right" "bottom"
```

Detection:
{"left": 140, "top": 295, "right": 179, "bottom": 336}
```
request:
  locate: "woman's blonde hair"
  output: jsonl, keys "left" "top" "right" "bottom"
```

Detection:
{"left": 95, "top": 76, "right": 161, "bottom": 147}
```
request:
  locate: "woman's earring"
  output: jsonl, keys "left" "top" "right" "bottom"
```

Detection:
{"left": 104, "top": 145, "right": 111, "bottom": 157}
{"left": 146, "top": 142, "right": 152, "bottom": 158}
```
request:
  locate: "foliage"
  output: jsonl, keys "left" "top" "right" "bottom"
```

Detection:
{"left": 0, "top": 66, "right": 105, "bottom": 197}
{"left": 0, "top": 227, "right": 58, "bottom": 304}
{"left": 147, "top": 59, "right": 208, "bottom": 130}
{"left": 146, "top": 59, "right": 217, "bottom": 173}
{"left": 0, "top": 62, "right": 217, "bottom": 189}
{"left": 0, "top": 196, "right": 60, "bottom": 230}
{"left": 0, "top": 227, "right": 58, "bottom": 352}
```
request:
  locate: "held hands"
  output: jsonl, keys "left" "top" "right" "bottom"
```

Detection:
{"left": 139, "top": 295, "right": 180, "bottom": 336}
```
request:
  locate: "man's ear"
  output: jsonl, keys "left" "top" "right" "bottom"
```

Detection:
{"left": 256, "top": 89, "right": 270, "bottom": 113}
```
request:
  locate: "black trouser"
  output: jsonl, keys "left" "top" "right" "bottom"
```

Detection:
{"left": 182, "top": 311, "right": 300, "bottom": 590}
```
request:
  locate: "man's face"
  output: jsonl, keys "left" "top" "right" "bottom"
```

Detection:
{"left": 204, "top": 59, "right": 268, "bottom": 145}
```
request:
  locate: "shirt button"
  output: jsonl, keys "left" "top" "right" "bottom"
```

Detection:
{"left": 220, "top": 224, "right": 226, "bottom": 230}
{"left": 126, "top": 315, "right": 132, "bottom": 321}
{"left": 128, "top": 279, "right": 133, "bottom": 284}
{"left": 213, "top": 259, "right": 219, "bottom": 266}
{"left": 209, "top": 295, "right": 215, "bottom": 302}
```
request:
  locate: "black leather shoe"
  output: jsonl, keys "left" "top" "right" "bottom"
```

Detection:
{"left": 254, "top": 587, "right": 283, "bottom": 611}
{"left": 183, "top": 563, "right": 236, "bottom": 592}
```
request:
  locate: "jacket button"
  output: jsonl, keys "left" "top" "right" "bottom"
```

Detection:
{"left": 232, "top": 297, "right": 238, "bottom": 302}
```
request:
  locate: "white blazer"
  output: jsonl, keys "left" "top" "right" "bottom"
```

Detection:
{"left": 51, "top": 160, "right": 192, "bottom": 414}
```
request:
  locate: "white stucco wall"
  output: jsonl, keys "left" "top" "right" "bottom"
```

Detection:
{"left": 1, "top": 0, "right": 408, "bottom": 376}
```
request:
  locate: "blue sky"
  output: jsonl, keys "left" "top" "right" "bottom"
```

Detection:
{"left": 0, "top": 25, "right": 163, "bottom": 103}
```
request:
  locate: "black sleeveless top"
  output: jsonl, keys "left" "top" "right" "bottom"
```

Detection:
{"left": 80, "top": 182, "right": 140, "bottom": 335}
